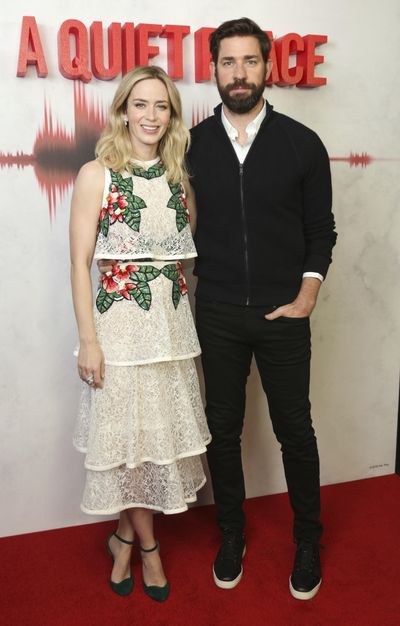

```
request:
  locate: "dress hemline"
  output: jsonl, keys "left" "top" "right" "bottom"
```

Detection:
{"left": 93, "top": 253, "right": 197, "bottom": 261}
{"left": 72, "top": 350, "right": 201, "bottom": 366}
{"left": 80, "top": 477, "right": 207, "bottom": 516}
{"left": 73, "top": 437, "right": 212, "bottom": 470}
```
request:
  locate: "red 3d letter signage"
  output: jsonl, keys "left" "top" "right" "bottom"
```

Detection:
{"left": 17, "top": 17, "right": 328, "bottom": 87}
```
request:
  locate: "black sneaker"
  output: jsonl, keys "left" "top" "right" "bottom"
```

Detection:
{"left": 289, "top": 540, "right": 322, "bottom": 600}
{"left": 213, "top": 530, "right": 246, "bottom": 589}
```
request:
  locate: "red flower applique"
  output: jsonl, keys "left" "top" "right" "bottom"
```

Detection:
{"left": 177, "top": 263, "right": 188, "bottom": 296}
{"left": 180, "top": 184, "right": 191, "bottom": 223}
{"left": 102, "top": 272, "right": 119, "bottom": 293}
{"left": 120, "top": 283, "right": 136, "bottom": 300}
{"left": 106, "top": 188, "right": 128, "bottom": 224}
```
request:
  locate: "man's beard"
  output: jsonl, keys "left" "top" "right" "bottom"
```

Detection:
{"left": 216, "top": 76, "right": 265, "bottom": 114}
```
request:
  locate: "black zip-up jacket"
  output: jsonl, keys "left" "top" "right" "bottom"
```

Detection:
{"left": 187, "top": 102, "right": 337, "bottom": 306}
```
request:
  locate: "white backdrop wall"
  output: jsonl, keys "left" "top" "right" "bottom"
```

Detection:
{"left": 1, "top": 0, "right": 399, "bottom": 537}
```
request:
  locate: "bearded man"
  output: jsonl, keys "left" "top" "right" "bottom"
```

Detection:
{"left": 187, "top": 17, "right": 337, "bottom": 599}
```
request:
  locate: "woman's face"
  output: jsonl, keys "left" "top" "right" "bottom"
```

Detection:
{"left": 124, "top": 78, "right": 171, "bottom": 159}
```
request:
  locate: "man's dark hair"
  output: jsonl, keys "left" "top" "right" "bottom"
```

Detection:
{"left": 209, "top": 17, "right": 271, "bottom": 64}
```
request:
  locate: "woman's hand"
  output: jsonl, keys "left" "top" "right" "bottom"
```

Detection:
{"left": 78, "top": 340, "right": 105, "bottom": 389}
{"left": 97, "top": 259, "right": 117, "bottom": 274}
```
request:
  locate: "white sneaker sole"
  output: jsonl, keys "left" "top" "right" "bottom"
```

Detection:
{"left": 213, "top": 545, "right": 246, "bottom": 589}
{"left": 289, "top": 576, "right": 322, "bottom": 600}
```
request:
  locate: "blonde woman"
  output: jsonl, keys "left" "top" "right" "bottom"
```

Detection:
{"left": 70, "top": 66, "right": 210, "bottom": 601}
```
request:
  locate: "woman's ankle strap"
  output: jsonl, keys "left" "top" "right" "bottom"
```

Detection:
{"left": 113, "top": 531, "right": 134, "bottom": 545}
{"left": 140, "top": 541, "right": 159, "bottom": 553}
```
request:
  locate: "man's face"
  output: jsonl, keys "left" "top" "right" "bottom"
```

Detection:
{"left": 213, "top": 35, "right": 271, "bottom": 114}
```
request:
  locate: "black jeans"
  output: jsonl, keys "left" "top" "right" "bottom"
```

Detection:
{"left": 195, "top": 299, "right": 322, "bottom": 542}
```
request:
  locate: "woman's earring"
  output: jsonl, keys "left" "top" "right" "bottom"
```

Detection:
{"left": 124, "top": 119, "right": 128, "bottom": 127}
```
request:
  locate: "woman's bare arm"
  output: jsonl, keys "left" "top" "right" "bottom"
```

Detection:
{"left": 69, "top": 160, "right": 105, "bottom": 388}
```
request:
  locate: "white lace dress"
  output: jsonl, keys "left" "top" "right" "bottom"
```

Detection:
{"left": 73, "top": 159, "right": 211, "bottom": 515}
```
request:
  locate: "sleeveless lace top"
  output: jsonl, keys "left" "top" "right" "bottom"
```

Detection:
{"left": 73, "top": 159, "right": 201, "bottom": 365}
{"left": 93, "top": 160, "right": 197, "bottom": 261}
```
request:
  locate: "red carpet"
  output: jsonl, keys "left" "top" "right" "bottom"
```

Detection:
{"left": 1, "top": 475, "right": 399, "bottom": 626}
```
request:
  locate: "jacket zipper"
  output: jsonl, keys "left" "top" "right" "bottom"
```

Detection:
{"left": 239, "top": 163, "right": 250, "bottom": 305}
{"left": 213, "top": 103, "right": 274, "bottom": 306}
{"left": 237, "top": 108, "right": 273, "bottom": 306}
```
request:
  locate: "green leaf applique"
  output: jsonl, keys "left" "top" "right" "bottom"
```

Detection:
{"left": 130, "top": 160, "right": 166, "bottom": 179}
{"left": 171, "top": 280, "right": 182, "bottom": 309}
{"left": 161, "top": 263, "right": 187, "bottom": 309}
{"left": 129, "top": 281, "right": 152, "bottom": 311}
{"left": 109, "top": 170, "right": 147, "bottom": 232}
{"left": 160, "top": 263, "right": 179, "bottom": 281}
{"left": 96, "top": 263, "right": 187, "bottom": 314}
{"left": 98, "top": 213, "right": 109, "bottom": 237}
{"left": 167, "top": 182, "right": 189, "bottom": 232}
{"left": 96, "top": 288, "right": 115, "bottom": 314}
{"left": 129, "top": 265, "right": 161, "bottom": 283}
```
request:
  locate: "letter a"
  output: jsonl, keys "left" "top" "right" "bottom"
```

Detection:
{"left": 17, "top": 16, "right": 48, "bottom": 77}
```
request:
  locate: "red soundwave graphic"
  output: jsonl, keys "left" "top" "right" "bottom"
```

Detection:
{"left": 330, "top": 152, "right": 373, "bottom": 167}
{"left": 0, "top": 152, "right": 35, "bottom": 167}
{"left": 330, "top": 152, "right": 399, "bottom": 167}
{"left": 191, "top": 102, "right": 211, "bottom": 127}
{"left": 1, "top": 91, "right": 399, "bottom": 223}
{"left": 0, "top": 84, "right": 107, "bottom": 222}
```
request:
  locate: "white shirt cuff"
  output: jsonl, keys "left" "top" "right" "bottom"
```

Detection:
{"left": 302, "top": 272, "right": 323, "bottom": 282}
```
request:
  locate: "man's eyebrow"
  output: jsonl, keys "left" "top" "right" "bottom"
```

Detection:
{"left": 219, "top": 55, "right": 259, "bottom": 61}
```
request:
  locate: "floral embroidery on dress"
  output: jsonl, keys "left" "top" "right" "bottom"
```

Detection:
{"left": 129, "top": 160, "right": 166, "bottom": 179}
{"left": 96, "top": 263, "right": 159, "bottom": 313}
{"left": 167, "top": 182, "right": 190, "bottom": 232}
{"left": 98, "top": 171, "right": 146, "bottom": 237}
{"left": 96, "top": 262, "right": 187, "bottom": 313}
{"left": 160, "top": 262, "right": 188, "bottom": 309}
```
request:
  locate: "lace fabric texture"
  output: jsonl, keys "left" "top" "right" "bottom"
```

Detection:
{"left": 94, "top": 168, "right": 197, "bottom": 260}
{"left": 74, "top": 359, "right": 210, "bottom": 469}
{"left": 74, "top": 162, "right": 210, "bottom": 515}
{"left": 82, "top": 456, "right": 207, "bottom": 515}
{"left": 94, "top": 220, "right": 197, "bottom": 260}
{"left": 74, "top": 266, "right": 201, "bottom": 365}
{"left": 74, "top": 357, "right": 211, "bottom": 514}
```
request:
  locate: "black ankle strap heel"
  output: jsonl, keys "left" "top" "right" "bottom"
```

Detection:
{"left": 140, "top": 541, "right": 169, "bottom": 602}
{"left": 106, "top": 531, "right": 134, "bottom": 596}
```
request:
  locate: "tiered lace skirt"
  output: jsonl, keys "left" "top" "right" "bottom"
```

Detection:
{"left": 73, "top": 262, "right": 211, "bottom": 515}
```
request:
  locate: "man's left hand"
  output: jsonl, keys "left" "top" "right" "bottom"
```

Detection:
{"left": 264, "top": 277, "right": 322, "bottom": 320}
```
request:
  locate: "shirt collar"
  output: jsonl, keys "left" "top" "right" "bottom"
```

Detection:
{"left": 221, "top": 101, "right": 267, "bottom": 145}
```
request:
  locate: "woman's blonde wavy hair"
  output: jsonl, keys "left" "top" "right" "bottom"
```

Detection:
{"left": 96, "top": 66, "right": 190, "bottom": 184}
